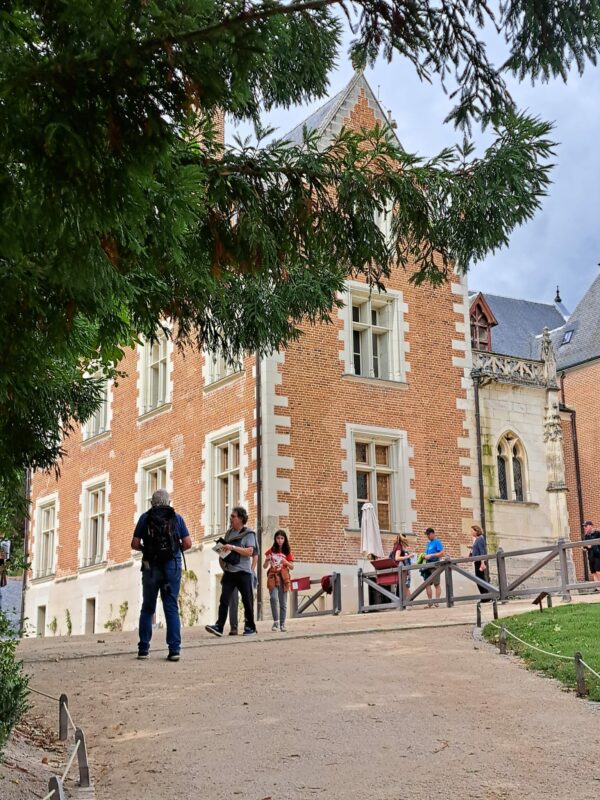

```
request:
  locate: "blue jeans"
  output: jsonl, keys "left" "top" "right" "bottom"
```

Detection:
{"left": 138, "top": 560, "right": 181, "bottom": 655}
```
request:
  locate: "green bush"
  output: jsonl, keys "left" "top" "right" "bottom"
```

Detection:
{"left": 0, "top": 610, "right": 29, "bottom": 757}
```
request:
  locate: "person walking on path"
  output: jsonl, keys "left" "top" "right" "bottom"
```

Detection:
{"left": 422, "top": 527, "right": 445, "bottom": 607}
{"left": 391, "top": 534, "right": 412, "bottom": 599}
{"left": 470, "top": 525, "right": 488, "bottom": 598}
{"left": 131, "top": 489, "right": 192, "bottom": 661}
{"left": 583, "top": 520, "right": 600, "bottom": 590}
{"left": 228, "top": 546, "right": 259, "bottom": 635}
{"left": 206, "top": 506, "right": 258, "bottom": 637}
{"left": 264, "top": 530, "right": 294, "bottom": 631}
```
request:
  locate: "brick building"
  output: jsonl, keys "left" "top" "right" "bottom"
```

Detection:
{"left": 25, "top": 73, "right": 483, "bottom": 636}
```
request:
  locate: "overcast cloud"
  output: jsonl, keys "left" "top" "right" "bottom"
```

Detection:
{"left": 227, "top": 20, "right": 600, "bottom": 315}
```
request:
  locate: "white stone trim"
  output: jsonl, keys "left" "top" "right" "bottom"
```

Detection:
{"left": 341, "top": 422, "right": 415, "bottom": 533}
{"left": 201, "top": 421, "right": 248, "bottom": 538}
{"left": 78, "top": 472, "right": 111, "bottom": 568}
{"left": 134, "top": 450, "right": 173, "bottom": 525}
{"left": 32, "top": 492, "right": 59, "bottom": 579}
{"left": 260, "top": 353, "right": 293, "bottom": 525}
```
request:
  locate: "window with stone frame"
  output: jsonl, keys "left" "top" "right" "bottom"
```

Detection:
{"left": 36, "top": 501, "right": 56, "bottom": 578}
{"left": 212, "top": 436, "right": 241, "bottom": 533}
{"left": 82, "top": 483, "right": 106, "bottom": 567}
{"left": 496, "top": 433, "right": 528, "bottom": 502}
{"left": 206, "top": 349, "right": 243, "bottom": 385}
{"left": 470, "top": 304, "right": 491, "bottom": 351}
{"left": 354, "top": 439, "right": 397, "bottom": 531}
{"left": 82, "top": 378, "right": 109, "bottom": 439}
{"left": 140, "top": 329, "right": 169, "bottom": 414}
{"left": 142, "top": 461, "right": 167, "bottom": 510}
{"left": 348, "top": 287, "right": 403, "bottom": 381}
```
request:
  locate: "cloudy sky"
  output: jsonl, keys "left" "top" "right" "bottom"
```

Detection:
{"left": 228, "top": 16, "right": 600, "bottom": 315}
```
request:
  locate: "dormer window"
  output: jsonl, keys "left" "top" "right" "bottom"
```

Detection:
{"left": 469, "top": 294, "right": 498, "bottom": 352}
{"left": 560, "top": 330, "right": 573, "bottom": 346}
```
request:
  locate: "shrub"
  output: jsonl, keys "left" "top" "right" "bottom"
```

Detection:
{"left": 0, "top": 610, "right": 29, "bottom": 758}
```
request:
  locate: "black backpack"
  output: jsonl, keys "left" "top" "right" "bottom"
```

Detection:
{"left": 143, "top": 506, "right": 180, "bottom": 565}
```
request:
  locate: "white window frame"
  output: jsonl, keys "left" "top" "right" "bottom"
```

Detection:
{"left": 80, "top": 478, "right": 108, "bottom": 568}
{"left": 34, "top": 494, "right": 58, "bottom": 579}
{"left": 135, "top": 451, "right": 173, "bottom": 521}
{"left": 82, "top": 378, "right": 112, "bottom": 440}
{"left": 204, "top": 348, "right": 243, "bottom": 386}
{"left": 341, "top": 281, "right": 406, "bottom": 382}
{"left": 137, "top": 327, "right": 173, "bottom": 417}
{"left": 203, "top": 423, "right": 247, "bottom": 538}
{"left": 496, "top": 431, "right": 530, "bottom": 502}
{"left": 344, "top": 424, "right": 413, "bottom": 533}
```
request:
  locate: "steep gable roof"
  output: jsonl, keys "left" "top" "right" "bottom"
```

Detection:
{"left": 282, "top": 70, "right": 402, "bottom": 148}
{"left": 551, "top": 272, "right": 600, "bottom": 370}
{"left": 473, "top": 293, "right": 566, "bottom": 358}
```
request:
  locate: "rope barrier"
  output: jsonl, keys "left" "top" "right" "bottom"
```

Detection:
{"left": 487, "top": 621, "right": 573, "bottom": 661}
{"left": 28, "top": 687, "right": 60, "bottom": 702}
{"left": 64, "top": 704, "right": 75, "bottom": 731}
{"left": 40, "top": 791, "right": 55, "bottom": 800}
{"left": 580, "top": 658, "right": 600, "bottom": 682}
{"left": 60, "top": 738, "right": 80, "bottom": 782}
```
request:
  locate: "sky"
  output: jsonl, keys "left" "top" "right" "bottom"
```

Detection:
{"left": 227, "top": 15, "right": 600, "bottom": 315}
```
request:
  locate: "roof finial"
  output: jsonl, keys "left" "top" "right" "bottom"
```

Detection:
{"left": 555, "top": 285, "right": 562, "bottom": 304}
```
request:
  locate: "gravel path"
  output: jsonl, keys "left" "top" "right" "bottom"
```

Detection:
{"left": 17, "top": 622, "right": 600, "bottom": 800}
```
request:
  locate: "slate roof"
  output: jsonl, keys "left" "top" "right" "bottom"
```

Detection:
{"left": 283, "top": 87, "right": 348, "bottom": 146}
{"left": 551, "top": 272, "right": 600, "bottom": 370}
{"left": 471, "top": 293, "right": 567, "bottom": 359}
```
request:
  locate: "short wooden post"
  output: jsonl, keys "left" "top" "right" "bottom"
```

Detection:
{"left": 492, "top": 599, "right": 499, "bottom": 620}
{"left": 59, "top": 694, "right": 69, "bottom": 741}
{"left": 574, "top": 652, "right": 588, "bottom": 697}
{"left": 496, "top": 548, "right": 508, "bottom": 603}
{"left": 476, "top": 601, "right": 482, "bottom": 628}
{"left": 547, "top": 593, "right": 553, "bottom": 609}
{"left": 357, "top": 568, "right": 364, "bottom": 613}
{"left": 333, "top": 572, "right": 342, "bottom": 615}
{"left": 75, "top": 728, "right": 90, "bottom": 787}
{"left": 49, "top": 775, "right": 66, "bottom": 800}
{"left": 499, "top": 624, "right": 507, "bottom": 655}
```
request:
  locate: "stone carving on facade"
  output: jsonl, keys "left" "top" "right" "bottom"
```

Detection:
{"left": 540, "top": 327, "right": 558, "bottom": 388}
{"left": 544, "top": 399, "right": 567, "bottom": 492}
{"left": 471, "top": 351, "right": 546, "bottom": 386}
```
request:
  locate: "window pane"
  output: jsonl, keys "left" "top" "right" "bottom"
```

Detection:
{"left": 497, "top": 455, "right": 508, "bottom": 500}
{"left": 356, "top": 471, "right": 369, "bottom": 501}
{"left": 376, "top": 473, "right": 390, "bottom": 502}
{"left": 355, "top": 443, "right": 368, "bottom": 464}
{"left": 372, "top": 333, "right": 379, "bottom": 378}
{"left": 513, "top": 457, "right": 524, "bottom": 501}
{"left": 375, "top": 445, "right": 389, "bottom": 466}
{"left": 220, "top": 446, "right": 229, "bottom": 472}
{"left": 377, "top": 503, "right": 390, "bottom": 531}
{"left": 352, "top": 305, "right": 360, "bottom": 323}
{"left": 353, "top": 330, "right": 361, "bottom": 375}
{"left": 232, "top": 442, "right": 240, "bottom": 468}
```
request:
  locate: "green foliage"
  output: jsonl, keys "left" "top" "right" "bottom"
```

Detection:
{"left": 483, "top": 604, "right": 600, "bottom": 701}
{"left": 0, "top": 1, "right": 596, "bottom": 483}
{"left": 47, "top": 616, "right": 58, "bottom": 636}
{"left": 104, "top": 601, "right": 129, "bottom": 632}
{"left": 64, "top": 608, "right": 72, "bottom": 637}
{"left": 179, "top": 570, "right": 202, "bottom": 626}
{"left": 0, "top": 611, "right": 29, "bottom": 758}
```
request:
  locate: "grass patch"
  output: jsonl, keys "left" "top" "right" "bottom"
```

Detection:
{"left": 483, "top": 603, "right": 600, "bottom": 701}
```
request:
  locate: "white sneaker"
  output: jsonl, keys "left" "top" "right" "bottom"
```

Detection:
{"left": 280, "top": 624, "right": 287, "bottom": 632}
{"left": 271, "top": 622, "right": 279, "bottom": 631}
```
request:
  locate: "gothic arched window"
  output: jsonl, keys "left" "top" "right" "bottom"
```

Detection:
{"left": 496, "top": 433, "right": 528, "bottom": 502}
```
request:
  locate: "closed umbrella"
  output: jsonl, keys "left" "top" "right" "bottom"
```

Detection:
{"left": 360, "top": 502, "right": 384, "bottom": 558}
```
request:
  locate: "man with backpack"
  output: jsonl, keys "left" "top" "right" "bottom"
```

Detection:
{"left": 131, "top": 489, "right": 192, "bottom": 661}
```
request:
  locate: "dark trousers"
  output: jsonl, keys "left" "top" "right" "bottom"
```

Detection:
{"left": 229, "top": 588, "right": 240, "bottom": 631}
{"left": 475, "top": 564, "right": 489, "bottom": 598}
{"left": 218, "top": 571, "right": 255, "bottom": 631}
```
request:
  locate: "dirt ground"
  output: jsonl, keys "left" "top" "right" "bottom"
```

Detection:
{"left": 9, "top": 608, "right": 600, "bottom": 800}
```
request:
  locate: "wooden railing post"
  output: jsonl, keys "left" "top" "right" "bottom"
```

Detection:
{"left": 333, "top": 572, "right": 342, "bottom": 615}
{"left": 357, "top": 568, "right": 364, "bottom": 613}
{"left": 59, "top": 694, "right": 69, "bottom": 741}
{"left": 476, "top": 601, "right": 482, "bottom": 628}
{"left": 574, "top": 652, "right": 588, "bottom": 697}
{"left": 445, "top": 559, "right": 454, "bottom": 608}
{"left": 496, "top": 548, "right": 508, "bottom": 603}
{"left": 557, "top": 539, "right": 572, "bottom": 602}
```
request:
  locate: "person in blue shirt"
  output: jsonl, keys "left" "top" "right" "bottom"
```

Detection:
{"left": 131, "top": 489, "right": 192, "bottom": 661}
{"left": 422, "top": 527, "right": 445, "bottom": 607}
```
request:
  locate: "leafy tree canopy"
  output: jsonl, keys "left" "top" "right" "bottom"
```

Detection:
{"left": 0, "top": 1, "right": 598, "bottom": 480}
